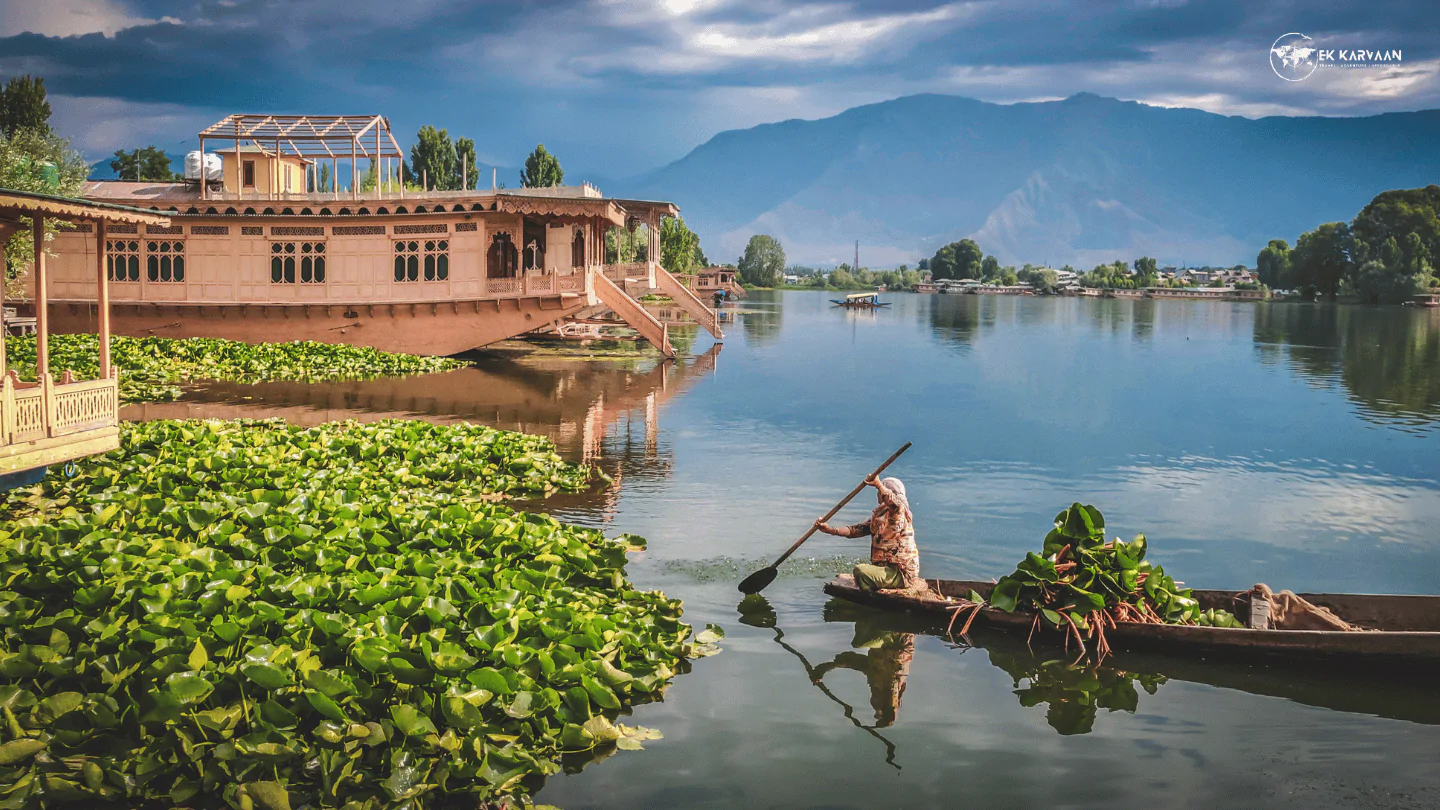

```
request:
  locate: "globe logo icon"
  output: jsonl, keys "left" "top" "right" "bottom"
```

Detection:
{"left": 1271, "top": 33, "right": 1319, "bottom": 81}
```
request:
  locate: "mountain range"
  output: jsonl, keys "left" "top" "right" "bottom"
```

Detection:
{"left": 611, "top": 93, "right": 1440, "bottom": 269}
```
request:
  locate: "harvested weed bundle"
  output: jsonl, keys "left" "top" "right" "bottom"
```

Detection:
{"left": 957, "top": 504, "right": 1238, "bottom": 658}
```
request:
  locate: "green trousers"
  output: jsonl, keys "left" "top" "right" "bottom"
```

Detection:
{"left": 853, "top": 563, "right": 907, "bottom": 592}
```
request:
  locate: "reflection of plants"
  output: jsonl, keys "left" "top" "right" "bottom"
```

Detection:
{"left": 987, "top": 504, "right": 1233, "bottom": 658}
{"left": 989, "top": 652, "right": 1167, "bottom": 736}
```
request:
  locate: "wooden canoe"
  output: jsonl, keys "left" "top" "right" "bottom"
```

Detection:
{"left": 823, "top": 575, "right": 1440, "bottom": 668}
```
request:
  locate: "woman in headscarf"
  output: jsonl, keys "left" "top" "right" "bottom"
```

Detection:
{"left": 815, "top": 475, "right": 923, "bottom": 593}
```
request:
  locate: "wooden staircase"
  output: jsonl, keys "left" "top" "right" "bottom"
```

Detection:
{"left": 654, "top": 264, "right": 723, "bottom": 340}
{"left": 591, "top": 271, "right": 675, "bottom": 358}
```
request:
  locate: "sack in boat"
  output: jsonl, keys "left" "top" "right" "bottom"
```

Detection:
{"left": 1250, "top": 583, "right": 1361, "bottom": 631}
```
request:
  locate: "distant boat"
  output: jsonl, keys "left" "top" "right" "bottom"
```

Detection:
{"left": 832, "top": 292, "right": 891, "bottom": 308}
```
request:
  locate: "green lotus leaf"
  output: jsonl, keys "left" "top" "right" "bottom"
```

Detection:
{"left": 241, "top": 663, "right": 291, "bottom": 690}
{"left": 0, "top": 739, "right": 46, "bottom": 766}
{"left": 166, "top": 671, "right": 214, "bottom": 705}
{"left": 390, "top": 704, "right": 437, "bottom": 738}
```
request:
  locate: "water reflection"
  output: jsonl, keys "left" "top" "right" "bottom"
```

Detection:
{"left": 738, "top": 595, "right": 903, "bottom": 769}
{"left": 1254, "top": 304, "right": 1440, "bottom": 429}
{"left": 123, "top": 343, "right": 721, "bottom": 489}
{"left": 737, "top": 296, "right": 784, "bottom": 346}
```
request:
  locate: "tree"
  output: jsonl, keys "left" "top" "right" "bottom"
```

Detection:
{"left": 1291, "top": 222, "right": 1353, "bottom": 300}
{"left": 409, "top": 125, "right": 456, "bottom": 190}
{"left": 659, "top": 215, "right": 702, "bottom": 274}
{"left": 1, "top": 126, "right": 87, "bottom": 294}
{"left": 981, "top": 254, "right": 1000, "bottom": 280}
{"left": 1353, "top": 234, "right": 1435, "bottom": 304}
{"left": 1133, "top": 256, "right": 1158, "bottom": 287}
{"left": 0, "top": 75, "right": 51, "bottom": 137}
{"left": 999, "top": 267, "right": 1019, "bottom": 286}
{"left": 1256, "top": 239, "right": 1291, "bottom": 288}
{"left": 109, "top": 146, "right": 175, "bottom": 181}
{"left": 1036, "top": 268, "right": 1060, "bottom": 293}
{"left": 929, "top": 238, "right": 983, "bottom": 280}
{"left": 737, "top": 234, "right": 785, "bottom": 287}
{"left": 606, "top": 225, "right": 647, "bottom": 263}
{"left": 454, "top": 137, "right": 478, "bottom": 191}
{"left": 520, "top": 144, "right": 564, "bottom": 188}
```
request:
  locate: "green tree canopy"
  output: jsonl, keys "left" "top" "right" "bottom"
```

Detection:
{"left": 1133, "top": 256, "right": 1158, "bottom": 287}
{"left": 408, "top": 125, "right": 457, "bottom": 190}
{"left": 109, "top": 146, "right": 176, "bottom": 181}
{"left": 737, "top": 234, "right": 785, "bottom": 287}
{"left": 981, "top": 254, "right": 1000, "bottom": 280}
{"left": 0, "top": 75, "right": 51, "bottom": 137}
{"left": 659, "top": 216, "right": 703, "bottom": 274}
{"left": 1, "top": 126, "right": 88, "bottom": 293}
{"left": 1291, "top": 222, "right": 1353, "bottom": 300}
{"left": 929, "top": 238, "right": 983, "bottom": 280}
{"left": 1256, "top": 239, "right": 1291, "bottom": 288}
{"left": 520, "top": 144, "right": 564, "bottom": 188}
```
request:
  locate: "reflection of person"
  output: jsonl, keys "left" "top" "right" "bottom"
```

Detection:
{"left": 814, "top": 476, "right": 922, "bottom": 592}
{"left": 812, "top": 617, "right": 915, "bottom": 728}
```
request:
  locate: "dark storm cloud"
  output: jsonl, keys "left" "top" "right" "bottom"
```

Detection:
{"left": 1, "top": 0, "right": 1436, "bottom": 174}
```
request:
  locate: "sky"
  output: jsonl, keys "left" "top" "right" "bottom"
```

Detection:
{"left": 1, "top": 0, "right": 1437, "bottom": 180}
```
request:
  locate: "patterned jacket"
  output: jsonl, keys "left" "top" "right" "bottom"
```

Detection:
{"left": 843, "top": 482, "right": 920, "bottom": 587}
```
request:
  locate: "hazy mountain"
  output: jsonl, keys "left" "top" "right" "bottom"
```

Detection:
{"left": 614, "top": 93, "right": 1440, "bottom": 268}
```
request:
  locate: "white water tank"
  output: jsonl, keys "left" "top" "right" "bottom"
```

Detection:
{"left": 184, "top": 151, "right": 223, "bottom": 182}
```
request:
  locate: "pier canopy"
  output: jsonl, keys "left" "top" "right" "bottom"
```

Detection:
{"left": 0, "top": 188, "right": 172, "bottom": 487}
{"left": 197, "top": 114, "right": 404, "bottom": 199}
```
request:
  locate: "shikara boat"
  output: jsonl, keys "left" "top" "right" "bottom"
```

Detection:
{"left": 832, "top": 292, "right": 892, "bottom": 308}
{"left": 824, "top": 575, "right": 1440, "bottom": 668}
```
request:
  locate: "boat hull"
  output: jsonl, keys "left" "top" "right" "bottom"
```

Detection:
{"left": 823, "top": 576, "right": 1440, "bottom": 668}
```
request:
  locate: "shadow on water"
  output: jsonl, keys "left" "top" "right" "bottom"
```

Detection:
{"left": 805, "top": 597, "right": 1440, "bottom": 747}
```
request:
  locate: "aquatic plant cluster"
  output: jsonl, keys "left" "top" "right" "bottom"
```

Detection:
{"left": 5, "top": 334, "right": 464, "bottom": 403}
{"left": 977, "top": 504, "right": 1237, "bottom": 656}
{"left": 987, "top": 650, "right": 1168, "bottom": 736}
{"left": 0, "top": 419, "right": 708, "bottom": 808}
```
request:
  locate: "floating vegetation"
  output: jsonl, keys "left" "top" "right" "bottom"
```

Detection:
{"left": 0, "top": 419, "right": 706, "bottom": 808}
{"left": 4, "top": 334, "right": 465, "bottom": 404}
{"left": 663, "top": 554, "right": 866, "bottom": 584}
{"left": 970, "top": 504, "right": 1238, "bottom": 657}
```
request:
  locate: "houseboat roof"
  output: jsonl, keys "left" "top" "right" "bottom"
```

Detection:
{"left": 81, "top": 181, "right": 677, "bottom": 224}
{"left": 845, "top": 292, "right": 878, "bottom": 300}
{"left": 0, "top": 187, "right": 173, "bottom": 226}
{"left": 198, "top": 113, "right": 404, "bottom": 161}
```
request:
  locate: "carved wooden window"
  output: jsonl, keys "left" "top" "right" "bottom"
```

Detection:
{"left": 106, "top": 239, "right": 141, "bottom": 282}
{"left": 572, "top": 229, "right": 585, "bottom": 267}
{"left": 145, "top": 240, "right": 185, "bottom": 282}
{"left": 243, "top": 160, "right": 256, "bottom": 188}
{"left": 487, "top": 233, "right": 518, "bottom": 279}
{"left": 271, "top": 242, "right": 326, "bottom": 283}
{"left": 394, "top": 239, "right": 448, "bottom": 282}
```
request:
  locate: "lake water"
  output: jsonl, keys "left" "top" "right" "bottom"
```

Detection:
{"left": 133, "top": 291, "right": 1440, "bottom": 809}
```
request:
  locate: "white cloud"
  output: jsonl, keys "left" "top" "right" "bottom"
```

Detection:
{"left": 0, "top": 0, "right": 177, "bottom": 37}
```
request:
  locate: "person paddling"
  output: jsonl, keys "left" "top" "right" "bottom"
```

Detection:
{"left": 815, "top": 475, "right": 924, "bottom": 593}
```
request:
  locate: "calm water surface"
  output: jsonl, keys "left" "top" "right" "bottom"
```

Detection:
{"left": 135, "top": 292, "right": 1440, "bottom": 809}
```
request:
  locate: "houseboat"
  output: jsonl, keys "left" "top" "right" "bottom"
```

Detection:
{"left": 42, "top": 114, "right": 719, "bottom": 358}
{"left": 1, "top": 188, "right": 172, "bottom": 486}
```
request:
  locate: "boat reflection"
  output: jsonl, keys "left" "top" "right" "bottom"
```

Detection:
{"left": 818, "top": 598, "right": 1440, "bottom": 738}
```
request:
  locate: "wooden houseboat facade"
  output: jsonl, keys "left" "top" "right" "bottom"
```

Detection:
{"left": 40, "top": 114, "right": 719, "bottom": 357}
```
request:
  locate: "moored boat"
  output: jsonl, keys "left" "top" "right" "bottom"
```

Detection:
{"left": 823, "top": 575, "right": 1440, "bottom": 668}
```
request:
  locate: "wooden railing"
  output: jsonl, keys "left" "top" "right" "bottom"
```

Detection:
{"left": 0, "top": 373, "right": 119, "bottom": 445}
{"left": 525, "top": 274, "right": 556, "bottom": 295}
{"left": 591, "top": 273, "right": 674, "bottom": 358}
{"left": 557, "top": 272, "right": 588, "bottom": 293}
{"left": 485, "top": 277, "right": 522, "bottom": 297}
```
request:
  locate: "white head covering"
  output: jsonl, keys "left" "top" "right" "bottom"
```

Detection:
{"left": 876, "top": 477, "right": 912, "bottom": 523}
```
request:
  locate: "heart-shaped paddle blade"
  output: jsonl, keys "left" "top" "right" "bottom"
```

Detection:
{"left": 737, "top": 566, "right": 777, "bottom": 594}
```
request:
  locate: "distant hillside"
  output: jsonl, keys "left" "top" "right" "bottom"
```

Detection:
{"left": 613, "top": 93, "right": 1440, "bottom": 267}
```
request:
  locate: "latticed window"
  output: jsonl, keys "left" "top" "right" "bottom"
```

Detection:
{"left": 106, "top": 239, "right": 140, "bottom": 282}
{"left": 271, "top": 242, "right": 326, "bottom": 284}
{"left": 393, "top": 239, "right": 448, "bottom": 282}
{"left": 145, "top": 240, "right": 185, "bottom": 282}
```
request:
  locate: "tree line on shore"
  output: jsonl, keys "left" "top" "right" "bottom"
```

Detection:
{"left": 1256, "top": 185, "right": 1440, "bottom": 304}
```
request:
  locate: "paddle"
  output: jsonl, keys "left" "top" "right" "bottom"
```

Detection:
{"left": 737, "top": 441, "right": 912, "bottom": 594}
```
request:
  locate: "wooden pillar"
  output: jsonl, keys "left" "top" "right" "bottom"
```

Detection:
{"left": 199, "top": 136, "right": 206, "bottom": 200}
{"left": 32, "top": 216, "right": 48, "bottom": 379}
{"left": 332, "top": 157, "right": 338, "bottom": 198}
{"left": 351, "top": 139, "right": 358, "bottom": 201}
{"left": 96, "top": 220, "right": 111, "bottom": 378}
{"left": 376, "top": 126, "right": 382, "bottom": 194}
